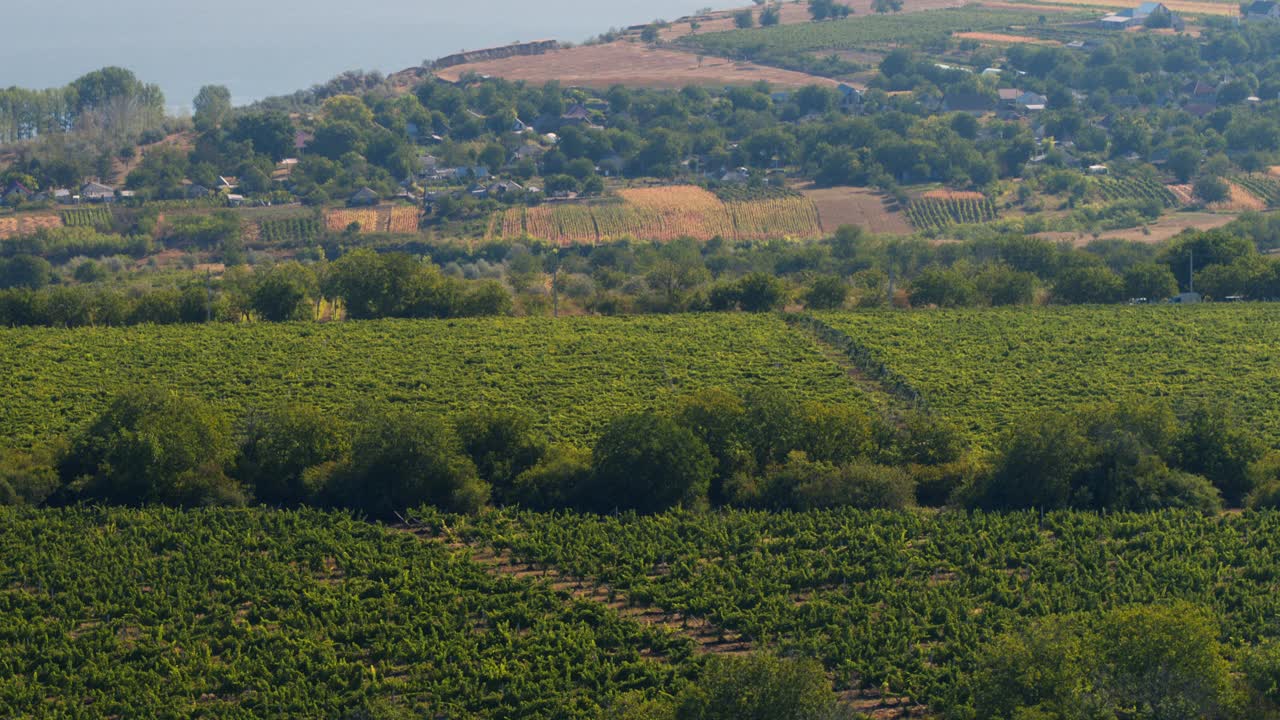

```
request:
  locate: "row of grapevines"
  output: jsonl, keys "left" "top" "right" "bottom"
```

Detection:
{"left": 1093, "top": 175, "right": 1178, "bottom": 207}
{"left": 904, "top": 197, "right": 996, "bottom": 232}
{"left": 817, "top": 305, "right": 1280, "bottom": 447}
{"left": 0, "top": 506, "right": 693, "bottom": 718}
{"left": 452, "top": 506, "right": 1280, "bottom": 711}
{"left": 0, "top": 314, "right": 868, "bottom": 449}
{"left": 1233, "top": 175, "right": 1280, "bottom": 208}
{"left": 60, "top": 207, "right": 112, "bottom": 228}
{"left": 257, "top": 216, "right": 321, "bottom": 245}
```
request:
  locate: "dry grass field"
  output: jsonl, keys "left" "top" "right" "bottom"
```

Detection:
{"left": 434, "top": 42, "right": 841, "bottom": 89}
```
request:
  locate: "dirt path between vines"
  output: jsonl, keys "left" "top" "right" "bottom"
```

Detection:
{"left": 396, "top": 517, "right": 931, "bottom": 718}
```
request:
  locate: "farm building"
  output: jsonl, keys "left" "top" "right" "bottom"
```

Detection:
{"left": 1246, "top": 0, "right": 1280, "bottom": 20}
{"left": 349, "top": 187, "right": 379, "bottom": 206}
{"left": 1099, "top": 2, "right": 1185, "bottom": 30}
{"left": 80, "top": 182, "right": 116, "bottom": 203}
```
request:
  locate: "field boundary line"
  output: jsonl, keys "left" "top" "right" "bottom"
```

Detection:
{"left": 785, "top": 313, "right": 930, "bottom": 415}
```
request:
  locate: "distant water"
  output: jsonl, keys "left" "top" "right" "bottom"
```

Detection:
{"left": 2, "top": 0, "right": 733, "bottom": 110}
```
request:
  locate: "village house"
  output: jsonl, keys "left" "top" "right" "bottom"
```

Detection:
{"left": 1099, "top": 2, "right": 1185, "bottom": 30}
{"left": 1246, "top": 0, "right": 1280, "bottom": 20}
{"left": 348, "top": 187, "right": 379, "bottom": 206}
{"left": 80, "top": 182, "right": 116, "bottom": 203}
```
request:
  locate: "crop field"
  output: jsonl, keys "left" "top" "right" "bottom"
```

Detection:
{"left": 682, "top": 7, "right": 1091, "bottom": 56}
{"left": 1234, "top": 175, "right": 1280, "bottom": 208}
{"left": 0, "top": 213, "right": 62, "bottom": 240}
{"left": 905, "top": 194, "right": 997, "bottom": 231}
{"left": 1092, "top": 175, "right": 1179, "bottom": 207}
{"left": 0, "top": 315, "right": 866, "bottom": 449}
{"left": 801, "top": 185, "right": 913, "bottom": 234}
{"left": 454, "top": 507, "right": 1280, "bottom": 710}
{"left": 60, "top": 207, "right": 112, "bottom": 228}
{"left": 256, "top": 216, "right": 323, "bottom": 245}
{"left": 0, "top": 507, "right": 690, "bottom": 719}
{"left": 1001, "top": 0, "right": 1241, "bottom": 16}
{"left": 324, "top": 205, "right": 421, "bottom": 234}
{"left": 817, "top": 305, "right": 1280, "bottom": 446}
{"left": 492, "top": 186, "right": 824, "bottom": 244}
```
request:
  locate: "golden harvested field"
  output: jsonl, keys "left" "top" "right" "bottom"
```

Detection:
{"left": 1000, "top": 0, "right": 1239, "bottom": 15}
{"left": 491, "top": 186, "right": 824, "bottom": 245}
{"left": 953, "top": 31, "right": 1060, "bottom": 44}
{"left": 324, "top": 205, "right": 421, "bottom": 234}
{"left": 434, "top": 42, "right": 841, "bottom": 89}
{"left": 0, "top": 213, "right": 64, "bottom": 240}
{"left": 921, "top": 189, "right": 987, "bottom": 201}
{"left": 800, "top": 185, "right": 912, "bottom": 234}
{"left": 1211, "top": 182, "right": 1267, "bottom": 212}
{"left": 1167, "top": 184, "right": 1195, "bottom": 205}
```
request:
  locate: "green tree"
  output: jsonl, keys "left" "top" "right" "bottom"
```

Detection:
{"left": 586, "top": 412, "right": 714, "bottom": 513}
{"left": 872, "top": 0, "right": 904, "bottom": 12}
{"left": 251, "top": 262, "right": 317, "bottom": 321}
{"left": 675, "top": 653, "right": 853, "bottom": 720}
{"left": 233, "top": 403, "right": 349, "bottom": 505}
{"left": 736, "top": 272, "right": 786, "bottom": 312}
{"left": 59, "top": 387, "right": 242, "bottom": 507}
{"left": 193, "top": 85, "right": 232, "bottom": 132}
{"left": 323, "top": 407, "right": 487, "bottom": 517}
{"left": 1053, "top": 265, "right": 1124, "bottom": 304}
{"left": 734, "top": 8, "right": 756, "bottom": 27}
{"left": 804, "top": 275, "right": 848, "bottom": 310}
{"left": 454, "top": 407, "right": 546, "bottom": 503}
{"left": 1123, "top": 262, "right": 1179, "bottom": 300}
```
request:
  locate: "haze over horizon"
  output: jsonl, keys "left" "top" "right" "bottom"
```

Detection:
{"left": 2, "top": 0, "right": 733, "bottom": 109}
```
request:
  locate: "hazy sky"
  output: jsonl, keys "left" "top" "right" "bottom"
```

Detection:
{"left": 3, "top": 0, "right": 732, "bottom": 108}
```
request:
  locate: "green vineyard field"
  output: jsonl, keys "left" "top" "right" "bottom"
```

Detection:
{"left": 0, "top": 506, "right": 691, "bottom": 718}
{"left": 0, "top": 315, "right": 867, "bottom": 449}
{"left": 818, "top": 305, "right": 1280, "bottom": 446}
{"left": 60, "top": 207, "right": 112, "bottom": 228}
{"left": 257, "top": 216, "right": 322, "bottom": 245}
{"left": 905, "top": 196, "right": 997, "bottom": 232}
{"left": 1093, "top": 175, "right": 1179, "bottom": 207}
{"left": 1235, "top": 175, "right": 1280, "bottom": 208}
{"left": 453, "top": 506, "right": 1280, "bottom": 709}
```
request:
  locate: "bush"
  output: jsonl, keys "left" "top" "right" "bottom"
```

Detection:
{"left": 675, "top": 653, "right": 854, "bottom": 720}
{"left": 59, "top": 387, "right": 242, "bottom": 507}
{"left": 322, "top": 408, "right": 488, "bottom": 517}
{"left": 763, "top": 453, "right": 916, "bottom": 510}
{"left": 233, "top": 403, "right": 349, "bottom": 505}
{"left": 455, "top": 407, "right": 546, "bottom": 503}
{"left": 511, "top": 445, "right": 593, "bottom": 510}
{"left": 0, "top": 445, "right": 62, "bottom": 506}
{"left": 804, "top": 275, "right": 848, "bottom": 310}
{"left": 584, "top": 412, "right": 715, "bottom": 513}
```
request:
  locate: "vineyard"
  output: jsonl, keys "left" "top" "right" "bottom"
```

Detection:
{"left": 905, "top": 194, "right": 997, "bottom": 232}
{"left": 0, "top": 213, "right": 62, "bottom": 240}
{"left": 450, "top": 507, "right": 1280, "bottom": 710}
{"left": 681, "top": 7, "right": 1086, "bottom": 56}
{"left": 323, "top": 205, "right": 421, "bottom": 234}
{"left": 491, "top": 185, "right": 824, "bottom": 244}
{"left": 0, "top": 506, "right": 692, "bottom": 718}
{"left": 1092, "top": 175, "right": 1179, "bottom": 207}
{"left": 258, "top": 216, "right": 322, "bottom": 245}
{"left": 60, "top": 207, "right": 112, "bottom": 228}
{"left": 1234, "top": 174, "right": 1280, "bottom": 208}
{"left": 817, "top": 305, "right": 1280, "bottom": 446}
{"left": 0, "top": 315, "right": 866, "bottom": 449}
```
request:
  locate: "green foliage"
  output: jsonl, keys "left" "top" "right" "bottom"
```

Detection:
{"left": 455, "top": 407, "right": 547, "bottom": 503}
{"left": 817, "top": 306, "right": 1280, "bottom": 448}
{"left": 0, "top": 506, "right": 693, "bottom": 718}
{"left": 233, "top": 403, "right": 349, "bottom": 505}
{"left": 456, "top": 507, "right": 1280, "bottom": 713}
{"left": 321, "top": 407, "right": 487, "bottom": 517}
{"left": 585, "top": 412, "right": 715, "bottom": 513}
{"left": 973, "top": 604, "right": 1238, "bottom": 720}
{"left": 58, "top": 387, "right": 242, "bottom": 507}
{"left": 675, "top": 653, "right": 853, "bottom": 720}
{"left": 60, "top": 207, "right": 112, "bottom": 228}
{"left": 0, "top": 315, "right": 869, "bottom": 449}
{"left": 905, "top": 196, "right": 997, "bottom": 232}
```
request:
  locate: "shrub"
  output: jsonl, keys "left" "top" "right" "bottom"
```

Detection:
{"left": 585, "top": 412, "right": 714, "bottom": 513}
{"left": 59, "top": 387, "right": 242, "bottom": 507}
{"left": 233, "top": 403, "right": 349, "bottom": 505}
